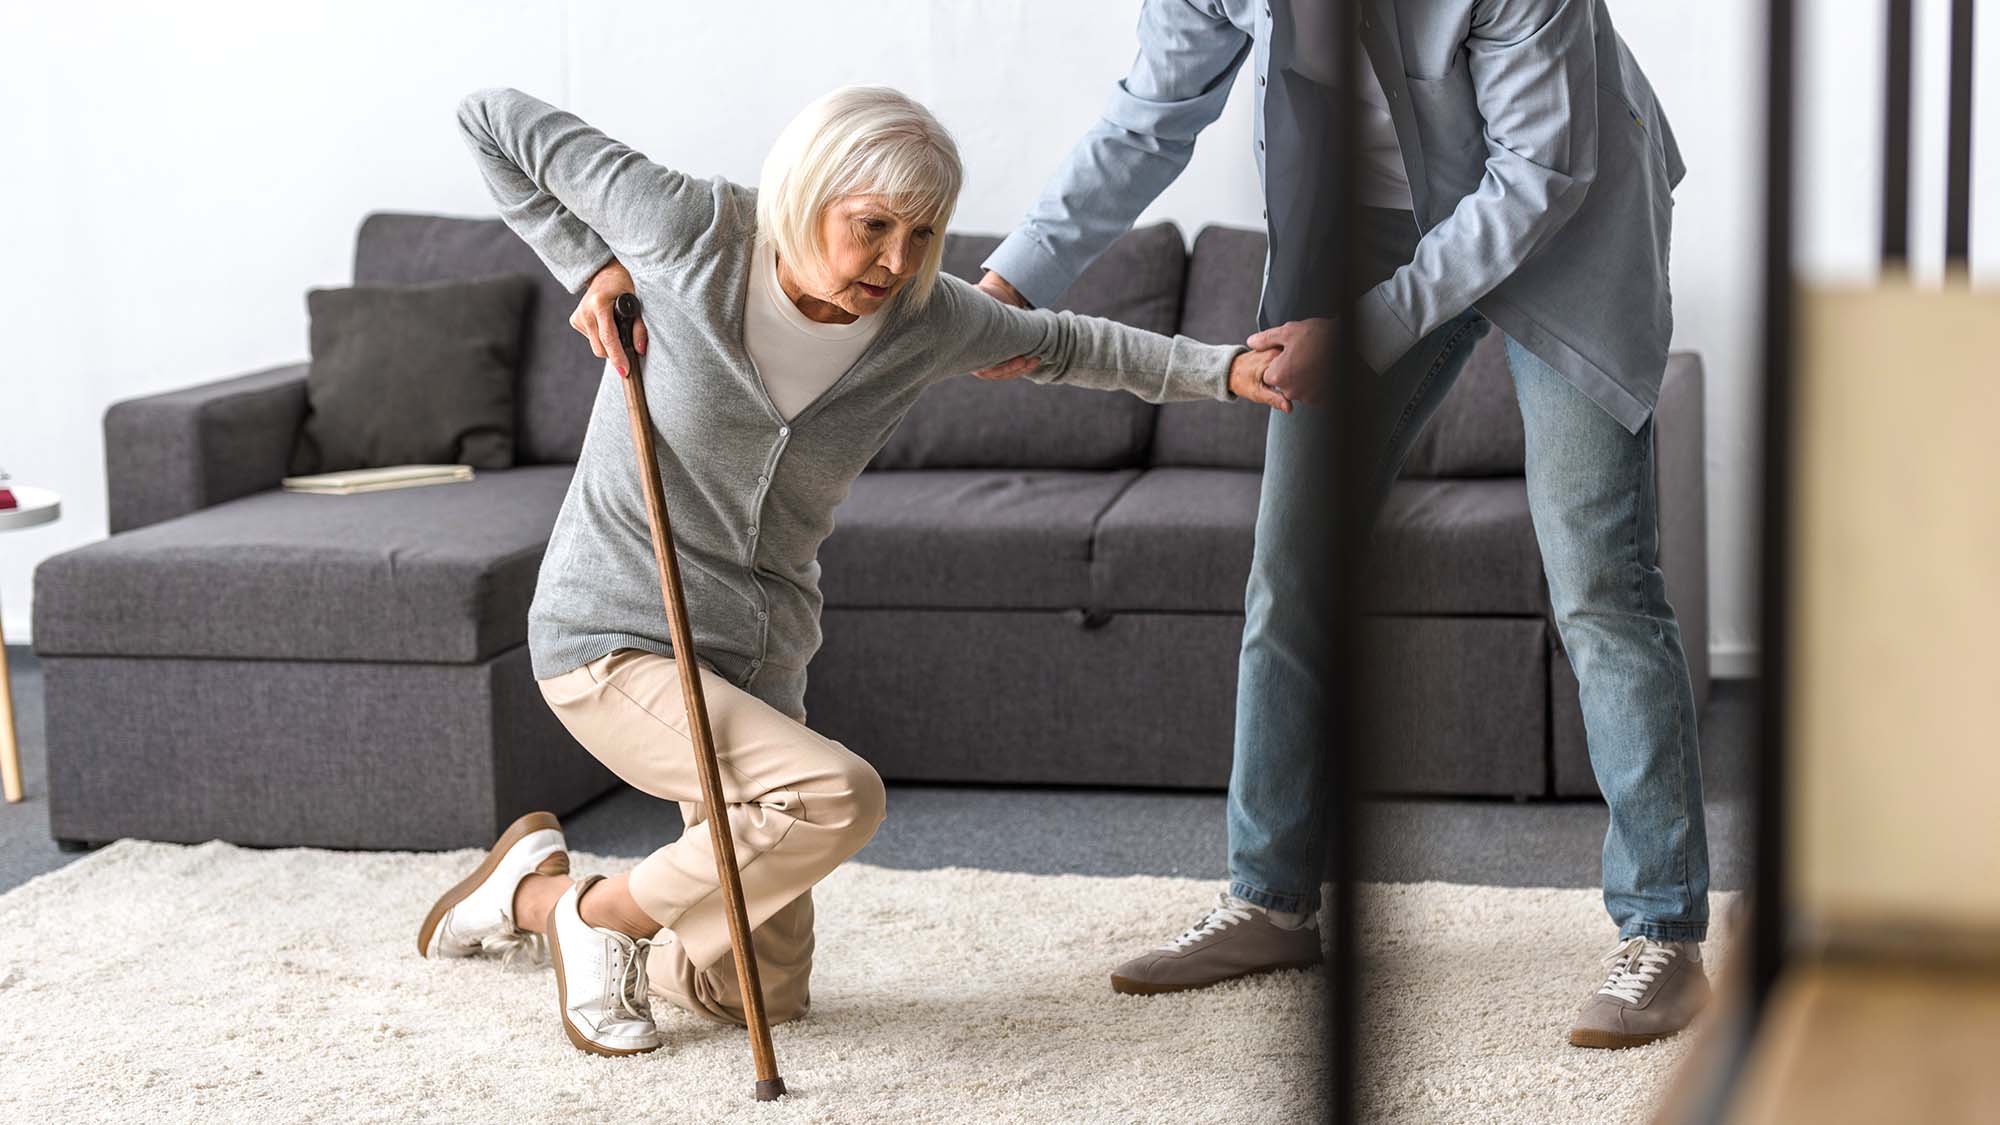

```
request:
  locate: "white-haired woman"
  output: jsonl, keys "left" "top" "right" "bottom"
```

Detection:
{"left": 418, "top": 85, "right": 1287, "bottom": 1056}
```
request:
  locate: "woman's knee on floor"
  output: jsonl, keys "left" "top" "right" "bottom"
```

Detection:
{"left": 648, "top": 963, "right": 812, "bottom": 1028}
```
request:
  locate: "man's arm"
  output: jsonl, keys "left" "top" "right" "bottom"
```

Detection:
{"left": 1352, "top": 0, "right": 1600, "bottom": 375}
{"left": 981, "top": 0, "right": 1252, "bottom": 308}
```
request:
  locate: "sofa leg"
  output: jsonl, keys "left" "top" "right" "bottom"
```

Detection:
{"left": 54, "top": 837, "right": 99, "bottom": 853}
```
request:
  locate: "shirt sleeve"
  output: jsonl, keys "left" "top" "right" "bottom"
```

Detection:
{"left": 454, "top": 86, "right": 723, "bottom": 293}
{"left": 926, "top": 273, "right": 1242, "bottom": 404}
{"left": 1352, "top": 0, "right": 1600, "bottom": 374}
{"left": 981, "top": 0, "right": 1252, "bottom": 307}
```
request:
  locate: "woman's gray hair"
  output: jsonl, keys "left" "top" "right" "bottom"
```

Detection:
{"left": 756, "top": 85, "right": 963, "bottom": 311}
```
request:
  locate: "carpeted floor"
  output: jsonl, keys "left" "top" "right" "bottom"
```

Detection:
{"left": 0, "top": 838, "right": 1732, "bottom": 1123}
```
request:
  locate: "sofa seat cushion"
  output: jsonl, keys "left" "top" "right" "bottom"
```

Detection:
{"left": 1089, "top": 469, "right": 1547, "bottom": 615}
{"left": 1090, "top": 468, "right": 1264, "bottom": 613}
{"left": 818, "top": 469, "right": 1142, "bottom": 609}
{"left": 32, "top": 466, "right": 573, "bottom": 664}
{"left": 1366, "top": 477, "right": 1548, "bottom": 614}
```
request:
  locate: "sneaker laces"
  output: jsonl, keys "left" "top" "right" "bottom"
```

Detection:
{"left": 1159, "top": 893, "right": 1257, "bottom": 953}
{"left": 605, "top": 932, "right": 666, "bottom": 1024}
{"left": 479, "top": 926, "right": 550, "bottom": 969}
{"left": 1596, "top": 936, "right": 1677, "bottom": 1004}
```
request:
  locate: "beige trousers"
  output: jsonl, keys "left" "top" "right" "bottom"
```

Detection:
{"left": 536, "top": 647, "right": 886, "bottom": 1026}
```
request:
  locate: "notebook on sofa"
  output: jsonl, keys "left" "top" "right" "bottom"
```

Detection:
{"left": 281, "top": 464, "right": 475, "bottom": 495}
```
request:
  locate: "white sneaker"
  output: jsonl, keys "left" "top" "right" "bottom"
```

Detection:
{"left": 417, "top": 811, "right": 569, "bottom": 965}
{"left": 546, "top": 873, "right": 665, "bottom": 1056}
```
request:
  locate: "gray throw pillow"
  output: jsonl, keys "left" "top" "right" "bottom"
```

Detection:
{"left": 289, "top": 274, "right": 536, "bottom": 475}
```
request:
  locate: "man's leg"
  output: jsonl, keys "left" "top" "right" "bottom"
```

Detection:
{"left": 1109, "top": 294, "right": 1492, "bottom": 995}
{"left": 1226, "top": 308, "right": 1495, "bottom": 915}
{"left": 1505, "top": 337, "right": 1712, "bottom": 1046}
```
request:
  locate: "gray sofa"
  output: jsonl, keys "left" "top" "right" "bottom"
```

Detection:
{"left": 32, "top": 212, "right": 1707, "bottom": 851}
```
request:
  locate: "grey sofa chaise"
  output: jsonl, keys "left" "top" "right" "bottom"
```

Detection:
{"left": 32, "top": 212, "right": 1707, "bottom": 851}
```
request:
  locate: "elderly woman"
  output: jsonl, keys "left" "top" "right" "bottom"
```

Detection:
{"left": 417, "top": 84, "right": 1286, "bottom": 1057}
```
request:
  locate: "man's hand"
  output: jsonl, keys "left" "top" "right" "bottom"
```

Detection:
{"left": 972, "top": 270, "right": 1042, "bottom": 380}
{"left": 571, "top": 258, "right": 646, "bottom": 378}
{"left": 1228, "top": 347, "right": 1293, "bottom": 413}
{"left": 1245, "top": 317, "right": 1338, "bottom": 405}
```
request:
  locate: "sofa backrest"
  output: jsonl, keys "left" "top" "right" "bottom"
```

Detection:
{"left": 354, "top": 212, "right": 599, "bottom": 465}
{"left": 352, "top": 212, "right": 1527, "bottom": 475}
{"left": 1156, "top": 226, "right": 1273, "bottom": 468}
{"left": 1158, "top": 224, "right": 1528, "bottom": 478}
{"left": 866, "top": 223, "right": 1187, "bottom": 470}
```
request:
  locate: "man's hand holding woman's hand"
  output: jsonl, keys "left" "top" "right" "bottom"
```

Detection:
{"left": 1226, "top": 316, "right": 1341, "bottom": 411}
{"left": 1245, "top": 317, "right": 1337, "bottom": 406}
{"left": 1228, "top": 347, "right": 1293, "bottom": 412}
{"left": 573, "top": 258, "right": 645, "bottom": 378}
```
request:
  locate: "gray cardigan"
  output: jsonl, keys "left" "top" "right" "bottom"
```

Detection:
{"left": 456, "top": 87, "right": 1248, "bottom": 720}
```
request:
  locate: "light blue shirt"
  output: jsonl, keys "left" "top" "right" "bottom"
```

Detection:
{"left": 984, "top": 0, "right": 1685, "bottom": 433}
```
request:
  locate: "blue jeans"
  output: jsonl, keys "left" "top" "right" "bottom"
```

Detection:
{"left": 1225, "top": 308, "right": 1710, "bottom": 943}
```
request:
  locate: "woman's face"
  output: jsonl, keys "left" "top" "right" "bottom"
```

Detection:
{"left": 792, "top": 194, "right": 938, "bottom": 319}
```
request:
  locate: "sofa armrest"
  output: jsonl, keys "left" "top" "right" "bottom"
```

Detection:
{"left": 1654, "top": 352, "right": 1710, "bottom": 706}
{"left": 103, "top": 362, "right": 310, "bottom": 533}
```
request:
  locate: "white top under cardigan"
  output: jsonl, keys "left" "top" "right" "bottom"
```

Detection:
{"left": 744, "top": 239, "right": 886, "bottom": 422}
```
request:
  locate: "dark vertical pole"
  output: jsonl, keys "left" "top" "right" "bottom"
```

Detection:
{"left": 1751, "top": 0, "right": 1797, "bottom": 1017}
{"left": 1326, "top": 3, "right": 1362, "bottom": 1118}
{"left": 1882, "top": 0, "right": 1914, "bottom": 265}
{"left": 1945, "top": 0, "right": 1975, "bottom": 266}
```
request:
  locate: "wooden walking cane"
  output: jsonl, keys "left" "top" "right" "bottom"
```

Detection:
{"left": 612, "top": 292, "right": 787, "bottom": 1102}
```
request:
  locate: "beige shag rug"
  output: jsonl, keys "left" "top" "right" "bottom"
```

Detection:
{"left": 0, "top": 840, "right": 1728, "bottom": 1123}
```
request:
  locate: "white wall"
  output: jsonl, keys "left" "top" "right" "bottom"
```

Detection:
{"left": 3, "top": 1, "right": 1995, "bottom": 675}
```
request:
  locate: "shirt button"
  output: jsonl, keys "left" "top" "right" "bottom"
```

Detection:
{"left": 1257, "top": 139, "right": 1265, "bottom": 151}
{"left": 757, "top": 611, "right": 769, "bottom": 621}
{"left": 778, "top": 426, "right": 790, "bottom": 437}
{"left": 1257, "top": 73, "right": 1266, "bottom": 87}
{"left": 747, "top": 525, "right": 758, "bottom": 537}
{"left": 756, "top": 474, "right": 769, "bottom": 486}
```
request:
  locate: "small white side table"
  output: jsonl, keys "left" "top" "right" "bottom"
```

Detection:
{"left": 1, "top": 485, "right": 61, "bottom": 803}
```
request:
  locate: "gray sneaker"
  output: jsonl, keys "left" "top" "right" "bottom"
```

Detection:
{"left": 1110, "top": 892, "right": 1323, "bottom": 995}
{"left": 1568, "top": 936, "right": 1711, "bottom": 1049}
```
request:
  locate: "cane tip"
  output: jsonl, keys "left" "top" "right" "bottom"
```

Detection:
{"left": 754, "top": 1077, "right": 788, "bottom": 1101}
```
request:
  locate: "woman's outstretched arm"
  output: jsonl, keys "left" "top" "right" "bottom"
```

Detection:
{"left": 925, "top": 272, "right": 1285, "bottom": 408}
{"left": 455, "top": 86, "right": 726, "bottom": 291}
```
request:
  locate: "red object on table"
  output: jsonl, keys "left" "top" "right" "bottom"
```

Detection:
{"left": 0, "top": 489, "right": 16, "bottom": 510}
